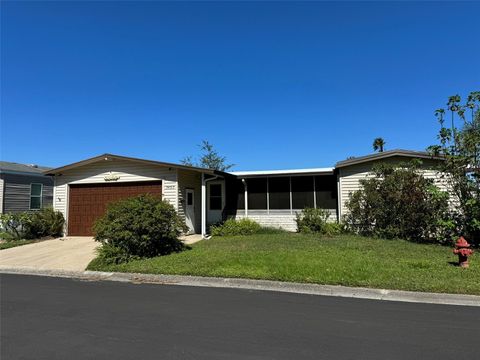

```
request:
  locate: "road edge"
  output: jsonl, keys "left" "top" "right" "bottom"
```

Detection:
{"left": 1, "top": 266, "right": 479, "bottom": 307}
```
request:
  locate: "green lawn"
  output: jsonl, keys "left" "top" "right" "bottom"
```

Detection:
{"left": 0, "top": 240, "right": 36, "bottom": 250}
{"left": 87, "top": 233, "right": 480, "bottom": 295}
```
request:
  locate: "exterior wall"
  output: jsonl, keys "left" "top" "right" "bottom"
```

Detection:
{"left": 53, "top": 159, "right": 178, "bottom": 233}
{"left": 233, "top": 209, "right": 338, "bottom": 232}
{"left": 338, "top": 157, "right": 451, "bottom": 219}
{"left": 177, "top": 169, "right": 202, "bottom": 233}
{"left": 0, "top": 173, "right": 53, "bottom": 213}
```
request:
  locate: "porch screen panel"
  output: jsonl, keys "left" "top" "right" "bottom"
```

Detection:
{"left": 315, "top": 175, "right": 337, "bottom": 209}
{"left": 247, "top": 178, "right": 267, "bottom": 209}
{"left": 235, "top": 179, "right": 245, "bottom": 210}
{"left": 268, "top": 177, "right": 290, "bottom": 209}
{"left": 292, "top": 176, "right": 314, "bottom": 209}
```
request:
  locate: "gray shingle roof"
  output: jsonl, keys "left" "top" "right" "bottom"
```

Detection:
{"left": 0, "top": 161, "right": 52, "bottom": 175}
{"left": 335, "top": 149, "right": 444, "bottom": 168}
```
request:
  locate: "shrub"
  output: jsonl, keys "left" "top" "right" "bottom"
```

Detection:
{"left": 344, "top": 161, "right": 458, "bottom": 244}
{"left": 95, "top": 244, "right": 140, "bottom": 265}
{"left": 0, "top": 208, "right": 65, "bottom": 240}
{"left": 296, "top": 208, "right": 341, "bottom": 235}
{"left": 93, "top": 195, "right": 188, "bottom": 258}
{"left": 0, "top": 213, "right": 25, "bottom": 240}
{"left": 23, "top": 208, "right": 65, "bottom": 239}
{"left": 210, "top": 218, "right": 262, "bottom": 236}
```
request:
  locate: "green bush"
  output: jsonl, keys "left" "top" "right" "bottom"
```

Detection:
{"left": 0, "top": 213, "right": 24, "bottom": 240}
{"left": 0, "top": 208, "right": 64, "bottom": 240}
{"left": 93, "top": 195, "right": 188, "bottom": 258}
{"left": 295, "top": 208, "right": 341, "bottom": 235}
{"left": 344, "top": 162, "right": 458, "bottom": 244}
{"left": 322, "top": 222, "right": 344, "bottom": 236}
{"left": 210, "top": 218, "right": 262, "bottom": 236}
{"left": 23, "top": 208, "right": 65, "bottom": 239}
{"left": 94, "top": 244, "right": 140, "bottom": 265}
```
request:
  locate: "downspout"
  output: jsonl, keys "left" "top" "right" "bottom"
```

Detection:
{"left": 201, "top": 174, "right": 220, "bottom": 239}
{"left": 337, "top": 170, "right": 342, "bottom": 222}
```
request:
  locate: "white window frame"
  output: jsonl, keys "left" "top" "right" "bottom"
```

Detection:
{"left": 30, "top": 183, "right": 43, "bottom": 210}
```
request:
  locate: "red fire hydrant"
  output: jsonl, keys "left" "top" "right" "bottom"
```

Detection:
{"left": 453, "top": 236, "right": 474, "bottom": 268}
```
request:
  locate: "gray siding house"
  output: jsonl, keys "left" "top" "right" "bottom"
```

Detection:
{"left": 45, "top": 150, "right": 447, "bottom": 237}
{"left": 0, "top": 162, "right": 54, "bottom": 213}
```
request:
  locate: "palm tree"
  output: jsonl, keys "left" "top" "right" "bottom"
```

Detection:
{"left": 373, "top": 137, "right": 386, "bottom": 152}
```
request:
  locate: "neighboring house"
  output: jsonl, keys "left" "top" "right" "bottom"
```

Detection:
{"left": 0, "top": 161, "right": 54, "bottom": 213}
{"left": 45, "top": 149, "right": 446, "bottom": 237}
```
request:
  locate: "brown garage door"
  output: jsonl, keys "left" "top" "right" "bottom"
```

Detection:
{"left": 68, "top": 181, "right": 162, "bottom": 236}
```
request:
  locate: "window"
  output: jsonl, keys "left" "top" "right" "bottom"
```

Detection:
{"left": 209, "top": 184, "right": 222, "bottom": 210}
{"left": 30, "top": 183, "right": 43, "bottom": 210}
{"left": 247, "top": 178, "right": 267, "bottom": 209}
{"left": 187, "top": 191, "right": 193, "bottom": 206}
{"left": 292, "top": 176, "right": 314, "bottom": 209}
{"left": 268, "top": 177, "right": 290, "bottom": 209}
{"left": 315, "top": 175, "right": 337, "bottom": 209}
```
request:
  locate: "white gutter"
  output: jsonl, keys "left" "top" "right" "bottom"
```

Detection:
{"left": 230, "top": 167, "right": 334, "bottom": 177}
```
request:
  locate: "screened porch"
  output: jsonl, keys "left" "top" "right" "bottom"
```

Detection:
{"left": 224, "top": 172, "right": 338, "bottom": 224}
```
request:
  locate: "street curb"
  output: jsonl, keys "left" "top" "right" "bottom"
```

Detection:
{"left": 1, "top": 266, "right": 479, "bottom": 307}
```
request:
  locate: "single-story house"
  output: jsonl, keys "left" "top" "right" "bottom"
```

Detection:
{"left": 44, "top": 149, "right": 447, "bottom": 237}
{"left": 0, "top": 161, "right": 54, "bottom": 213}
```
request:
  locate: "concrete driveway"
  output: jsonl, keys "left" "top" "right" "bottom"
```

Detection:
{"left": 0, "top": 237, "right": 98, "bottom": 271}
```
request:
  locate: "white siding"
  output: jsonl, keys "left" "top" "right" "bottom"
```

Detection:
{"left": 234, "top": 209, "right": 337, "bottom": 232}
{"left": 53, "top": 159, "right": 178, "bottom": 233}
{"left": 338, "top": 157, "right": 452, "bottom": 219}
{"left": 53, "top": 183, "right": 68, "bottom": 222}
{"left": 177, "top": 169, "right": 202, "bottom": 233}
{"left": 234, "top": 213, "right": 298, "bottom": 232}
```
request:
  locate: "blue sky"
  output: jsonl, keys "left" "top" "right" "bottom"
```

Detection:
{"left": 1, "top": 1, "right": 479, "bottom": 170}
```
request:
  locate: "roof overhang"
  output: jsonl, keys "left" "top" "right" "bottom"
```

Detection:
{"left": 0, "top": 169, "right": 51, "bottom": 177}
{"left": 335, "top": 149, "right": 445, "bottom": 169}
{"left": 44, "top": 153, "right": 229, "bottom": 177}
{"left": 230, "top": 167, "right": 334, "bottom": 178}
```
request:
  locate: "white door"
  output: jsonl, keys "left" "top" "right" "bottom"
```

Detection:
{"left": 185, "top": 189, "right": 195, "bottom": 234}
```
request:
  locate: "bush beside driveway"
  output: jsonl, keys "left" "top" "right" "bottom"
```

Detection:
{"left": 87, "top": 233, "right": 480, "bottom": 295}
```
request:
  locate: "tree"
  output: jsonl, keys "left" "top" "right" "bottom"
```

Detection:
{"left": 372, "top": 137, "right": 386, "bottom": 152}
{"left": 181, "top": 140, "right": 234, "bottom": 171}
{"left": 427, "top": 91, "right": 480, "bottom": 246}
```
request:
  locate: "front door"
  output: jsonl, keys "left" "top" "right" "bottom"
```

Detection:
{"left": 185, "top": 189, "right": 195, "bottom": 234}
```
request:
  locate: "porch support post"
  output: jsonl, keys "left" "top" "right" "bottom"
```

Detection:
{"left": 289, "top": 176, "right": 293, "bottom": 215}
{"left": 242, "top": 179, "right": 248, "bottom": 218}
{"left": 201, "top": 173, "right": 207, "bottom": 238}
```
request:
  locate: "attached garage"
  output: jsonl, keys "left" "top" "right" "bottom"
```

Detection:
{"left": 68, "top": 181, "right": 162, "bottom": 236}
{"left": 45, "top": 153, "right": 223, "bottom": 237}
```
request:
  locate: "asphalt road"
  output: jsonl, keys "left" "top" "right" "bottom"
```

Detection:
{"left": 2, "top": 274, "right": 480, "bottom": 360}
